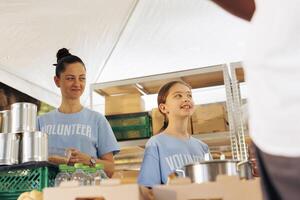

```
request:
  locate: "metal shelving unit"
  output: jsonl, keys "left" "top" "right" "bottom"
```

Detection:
{"left": 90, "top": 63, "right": 247, "bottom": 160}
{"left": 90, "top": 64, "right": 227, "bottom": 109}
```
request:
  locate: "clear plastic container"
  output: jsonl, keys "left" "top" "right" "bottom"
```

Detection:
{"left": 95, "top": 163, "right": 108, "bottom": 180}
{"left": 71, "top": 163, "right": 88, "bottom": 186}
{"left": 54, "top": 164, "right": 71, "bottom": 187}
{"left": 67, "top": 166, "right": 76, "bottom": 177}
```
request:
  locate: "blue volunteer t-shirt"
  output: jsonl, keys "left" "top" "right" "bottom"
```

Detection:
{"left": 37, "top": 108, "right": 120, "bottom": 158}
{"left": 138, "top": 133, "right": 209, "bottom": 187}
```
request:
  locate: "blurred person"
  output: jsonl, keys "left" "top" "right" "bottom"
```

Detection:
{"left": 212, "top": 1, "right": 300, "bottom": 199}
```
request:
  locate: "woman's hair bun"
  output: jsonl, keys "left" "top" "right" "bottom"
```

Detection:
{"left": 56, "top": 48, "right": 72, "bottom": 62}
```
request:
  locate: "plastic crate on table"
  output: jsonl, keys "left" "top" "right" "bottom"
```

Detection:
{"left": 0, "top": 161, "right": 58, "bottom": 200}
{"left": 106, "top": 112, "right": 152, "bottom": 141}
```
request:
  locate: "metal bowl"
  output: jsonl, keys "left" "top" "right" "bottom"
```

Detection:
{"left": 177, "top": 160, "right": 253, "bottom": 184}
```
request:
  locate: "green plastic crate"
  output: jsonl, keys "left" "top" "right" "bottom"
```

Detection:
{"left": 106, "top": 112, "right": 152, "bottom": 141}
{"left": 0, "top": 162, "right": 58, "bottom": 200}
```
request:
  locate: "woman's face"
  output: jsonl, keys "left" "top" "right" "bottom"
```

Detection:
{"left": 160, "top": 83, "right": 195, "bottom": 118}
{"left": 54, "top": 62, "right": 86, "bottom": 100}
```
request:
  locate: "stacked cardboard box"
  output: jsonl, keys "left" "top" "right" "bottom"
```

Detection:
{"left": 153, "top": 176, "right": 263, "bottom": 200}
{"left": 192, "top": 103, "right": 229, "bottom": 134}
{"left": 151, "top": 108, "right": 192, "bottom": 135}
{"left": 43, "top": 184, "right": 142, "bottom": 200}
{"left": 105, "top": 94, "right": 145, "bottom": 115}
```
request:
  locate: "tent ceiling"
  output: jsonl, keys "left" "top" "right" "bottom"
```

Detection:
{"left": 0, "top": 0, "right": 249, "bottom": 107}
{"left": 99, "top": 0, "right": 249, "bottom": 83}
{"left": 0, "top": 0, "right": 138, "bottom": 106}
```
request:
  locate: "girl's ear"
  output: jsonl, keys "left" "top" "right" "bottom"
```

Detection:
{"left": 54, "top": 76, "right": 60, "bottom": 88}
{"left": 159, "top": 103, "right": 168, "bottom": 114}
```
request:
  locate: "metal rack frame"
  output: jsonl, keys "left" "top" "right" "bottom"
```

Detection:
{"left": 229, "top": 62, "right": 248, "bottom": 161}
{"left": 90, "top": 64, "right": 225, "bottom": 109}
{"left": 223, "top": 65, "right": 240, "bottom": 160}
{"left": 89, "top": 63, "right": 248, "bottom": 160}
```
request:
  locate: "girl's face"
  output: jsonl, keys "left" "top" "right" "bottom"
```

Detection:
{"left": 54, "top": 62, "right": 86, "bottom": 100}
{"left": 159, "top": 83, "right": 195, "bottom": 118}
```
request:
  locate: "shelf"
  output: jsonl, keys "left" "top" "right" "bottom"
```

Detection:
{"left": 90, "top": 64, "right": 225, "bottom": 97}
{"left": 117, "top": 131, "right": 250, "bottom": 148}
{"left": 118, "top": 138, "right": 149, "bottom": 147}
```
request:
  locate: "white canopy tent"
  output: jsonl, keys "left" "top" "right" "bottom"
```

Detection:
{"left": 0, "top": 0, "right": 249, "bottom": 108}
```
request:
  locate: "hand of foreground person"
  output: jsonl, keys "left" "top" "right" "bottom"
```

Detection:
{"left": 140, "top": 186, "right": 154, "bottom": 200}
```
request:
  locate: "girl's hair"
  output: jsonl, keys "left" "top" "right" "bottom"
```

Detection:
{"left": 157, "top": 81, "right": 191, "bottom": 132}
{"left": 53, "top": 48, "right": 85, "bottom": 77}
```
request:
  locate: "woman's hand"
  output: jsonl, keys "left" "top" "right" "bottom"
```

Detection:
{"left": 68, "top": 148, "right": 91, "bottom": 166}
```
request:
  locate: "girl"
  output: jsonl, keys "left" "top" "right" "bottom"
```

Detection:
{"left": 138, "top": 81, "right": 209, "bottom": 187}
{"left": 37, "top": 48, "right": 119, "bottom": 177}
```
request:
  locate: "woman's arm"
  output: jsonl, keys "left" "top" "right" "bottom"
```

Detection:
{"left": 68, "top": 150, "right": 115, "bottom": 178}
{"left": 212, "top": 0, "right": 256, "bottom": 21}
{"left": 97, "top": 152, "right": 115, "bottom": 178}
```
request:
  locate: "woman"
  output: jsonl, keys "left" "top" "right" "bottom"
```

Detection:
{"left": 138, "top": 81, "right": 209, "bottom": 187}
{"left": 37, "top": 48, "right": 119, "bottom": 177}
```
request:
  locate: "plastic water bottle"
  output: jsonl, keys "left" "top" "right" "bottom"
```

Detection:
{"left": 89, "top": 167, "right": 99, "bottom": 185}
{"left": 67, "top": 166, "right": 76, "bottom": 177}
{"left": 88, "top": 167, "right": 97, "bottom": 185}
{"left": 95, "top": 163, "right": 108, "bottom": 180}
{"left": 82, "top": 165, "right": 93, "bottom": 185}
{"left": 71, "top": 163, "right": 88, "bottom": 186}
{"left": 55, "top": 164, "right": 71, "bottom": 187}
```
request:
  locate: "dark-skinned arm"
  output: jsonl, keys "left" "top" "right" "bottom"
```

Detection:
{"left": 212, "top": 0, "right": 256, "bottom": 21}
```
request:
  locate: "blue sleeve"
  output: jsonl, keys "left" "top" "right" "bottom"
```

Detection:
{"left": 138, "top": 144, "right": 162, "bottom": 187}
{"left": 97, "top": 115, "right": 120, "bottom": 157}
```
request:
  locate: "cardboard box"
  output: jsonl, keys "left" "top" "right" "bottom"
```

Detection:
{"left": 192, "top": 103, "right": 226, "bottom": 122}
{"left": 192, "top": 103, "right": 229, "bottom": 134}
{"left": 105, "top": 94, "right": 145, "bottom": 115}
{"left": 151, "top": 108, "right": 192, "bottom": 135}
{"left": 153, "top": 176, "right": 263, "bottom": 200}
{"left": 43, "top": 184, "right": 142, "bottom": 200}
{"left": 193, "top": 118, "right": 228, "bottom": 134}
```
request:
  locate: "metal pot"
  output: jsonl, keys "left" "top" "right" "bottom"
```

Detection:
{"left": 0, "top": 133, "right": 20, "bottom": 165}
{"left": 21, "top": 131, "right": 48, "bottom": 163}
{"left": 0, "top": 110, "right": 11, "bottom": 133}
{"left": 237, "top": 160, "right": 253, "bottom": 180}
{"left": 11, "top": 102, "right": 37, "bottom": 133}
{"left": 177, "top": 159, "right": 252, "bottom": 184}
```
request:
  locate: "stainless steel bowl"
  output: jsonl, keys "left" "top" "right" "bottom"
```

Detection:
{"left": 0, "top": 133, "right": 20, "bottom": 165}
{"left": 11, "top": 102, "right": 37, "bottom": 133}
{"left": 177, "top": 160, "right": 253, "bottom": 184}
{"left": 0, "top": 110, "right": 11, "bottom": 133}
{"left": 21, "top": 131, "right": 48, "bottom": 163}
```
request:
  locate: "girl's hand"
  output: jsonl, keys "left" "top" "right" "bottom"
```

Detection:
{"left": 68, "top": 148, "right": 91, "bottom": 166}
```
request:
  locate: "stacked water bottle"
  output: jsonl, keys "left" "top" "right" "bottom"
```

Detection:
{"left": 54, "top": 163, "right": 108, "bottom": 187}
